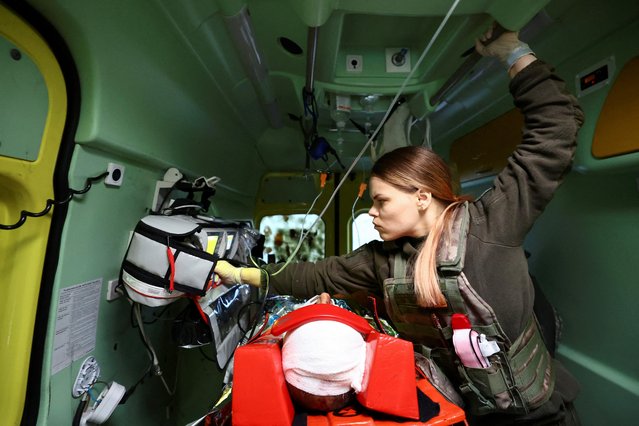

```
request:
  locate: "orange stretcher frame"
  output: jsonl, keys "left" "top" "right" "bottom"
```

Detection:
{"left": 232, "top": 303, "right": 469, "bottom": 426}
{"left": 306, "top": 378, "right": 468, "bottom": 426}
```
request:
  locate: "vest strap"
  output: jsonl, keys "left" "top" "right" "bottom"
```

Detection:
{"left": 393, "top": 251, "right": 407, "bottom": 279}
{"left": 441, "top": 276, "right": 465, "bottom": 313}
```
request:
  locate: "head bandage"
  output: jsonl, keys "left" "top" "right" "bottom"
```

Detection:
{"left": 281, "top": 320, "right": 366, "bottom": 396}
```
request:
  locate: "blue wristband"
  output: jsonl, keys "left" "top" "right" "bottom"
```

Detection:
{"left": 506, "top": 42, "right": 535, "bottom": 70}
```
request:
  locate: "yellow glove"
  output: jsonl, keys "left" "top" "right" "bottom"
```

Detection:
{"left": 214, "top": 260, "right": 243, "bottom": 285}
{"left": 214, "top": 260, "right": 262, "bottom": 288}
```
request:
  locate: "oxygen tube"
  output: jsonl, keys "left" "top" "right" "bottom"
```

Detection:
{"left": 351, "top": 181, "right": 368, "bottom": 248}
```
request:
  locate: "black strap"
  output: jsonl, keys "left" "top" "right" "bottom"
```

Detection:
{"left": 289, "top": 388, "right": 440, "bottom": 424}
{"left": 292, "top": 411, "right": 307, "bottom": 426}
{"left": 134, "top": 222, "right": 219, "bottom": 263}
{"left": 416, "top": 387, "right": 441, "bottom": 422}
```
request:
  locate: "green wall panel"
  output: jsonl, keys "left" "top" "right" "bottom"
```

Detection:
{"left": 40, "top": 146, "right": 230, "bottom": 425}
{"left": 526, "top": 171, "right": 639, "bottom": 424}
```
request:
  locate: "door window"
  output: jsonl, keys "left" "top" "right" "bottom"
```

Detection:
{"left": 259, "top": 214, "right": 325, "bottom": 262}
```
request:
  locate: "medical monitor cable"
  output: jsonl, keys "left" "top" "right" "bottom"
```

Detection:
{"left": 271, "top": 0, "right": 462, "bottom": 273}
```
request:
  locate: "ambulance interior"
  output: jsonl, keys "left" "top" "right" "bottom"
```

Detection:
{"left": 1, "top": 0, "right": 638, "bottom": 424}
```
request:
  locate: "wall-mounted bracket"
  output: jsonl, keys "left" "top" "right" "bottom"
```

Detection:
{"left": 72, "top": 356, "right": 100, "bottom": 398}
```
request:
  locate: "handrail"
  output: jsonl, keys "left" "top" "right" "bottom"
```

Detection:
{"left": 430, "top": 24, "right": 506, "bottom": 106}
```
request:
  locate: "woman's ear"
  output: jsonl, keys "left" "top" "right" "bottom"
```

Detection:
{"left": 417, "top": 190, "right": 432, "bottom": 210}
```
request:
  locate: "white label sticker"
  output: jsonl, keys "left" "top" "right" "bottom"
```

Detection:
{"left": 51, "top": 278, "right": 102, "bottom": 375}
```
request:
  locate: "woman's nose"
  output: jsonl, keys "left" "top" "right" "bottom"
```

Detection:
{"left": 368, "top": 206, "right": 377, "bottom": 217}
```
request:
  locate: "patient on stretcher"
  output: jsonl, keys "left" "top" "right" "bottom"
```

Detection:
{"left": 232, "top": 293, "right": 437, "bottom": 423}
{"left": 280, "top": 293, "right": 366, "bottom": 411}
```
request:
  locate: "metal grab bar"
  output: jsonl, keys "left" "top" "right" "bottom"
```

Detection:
{"left": 430, "top": 23, "right": 507, "bottom": 106}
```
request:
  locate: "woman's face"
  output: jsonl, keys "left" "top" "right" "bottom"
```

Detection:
{"left": 368, "top": 177, "right": 426, "bottom": 240}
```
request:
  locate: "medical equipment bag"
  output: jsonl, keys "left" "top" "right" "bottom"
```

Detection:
{"left": 120, "top": 214, "right": 260, "bottom": 307}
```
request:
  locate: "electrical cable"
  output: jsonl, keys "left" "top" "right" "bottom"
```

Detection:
{"left": 303, "top": 87, "right": 319, "bottom": 125}
{"left": 72, "top": 395, "right": 89, "bottom": 426}
{"left": 0, "top": 171, "right": 109, "bottom": 230}
{"left": 235, "top": 300, "right": 265, "bottom": 337}
{"left": 213, "top": 270, "right": 272, "bottom": 376}
{"left": 130, "top": 302, "right": 173, "bottom": 325}
{"left": 87, "top": 388, "right": 98, "bottom": 402}
{"left": 119, "top": 368, "right": 152, "bottom": 405}
{"left": 128, "top": 304, "right": 156, "bottom": 360}
{"left": 272, "top": 0, "right": 461, "bottom": 273}
{"left": 112, "top": 296, "right": 156, "bottom": 401}
{"left": 218, "top": 276, "right": 271, "bottom": 373}
{"left": 199, "top": 346, "right": 217, "bottom": 363}
{"left": 73, "top": 379, "right": 126, "bottom": 424}
{"left": 132, "top": 303, "right": 175, "bottom": 396}
{"left": 125, "top": 299, "right": 176, "bottom": 400}
{"left": 132, "top": 303, "right": 159, "bottom": 367}
{"left": 147, "top": 303, "right": 173, "bottom": 324}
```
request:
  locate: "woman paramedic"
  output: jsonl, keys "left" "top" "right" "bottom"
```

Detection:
{"left": 215, "top": 27, "right": 584, "bottom": 425}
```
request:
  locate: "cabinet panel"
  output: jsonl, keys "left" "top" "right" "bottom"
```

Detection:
{"left": 592, "top": 57, "right": 639, "bottom": 159}
{"left": 450, "top": 109, "right": 523, "bottom": 183}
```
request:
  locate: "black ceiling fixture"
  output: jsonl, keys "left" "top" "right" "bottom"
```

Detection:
{"left": 278, "top": 36, "right": 303, "bottom": 55}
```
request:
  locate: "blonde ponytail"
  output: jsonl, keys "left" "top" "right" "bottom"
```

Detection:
{"left": 413, "top": 201, "right": 464, "bottom": 307}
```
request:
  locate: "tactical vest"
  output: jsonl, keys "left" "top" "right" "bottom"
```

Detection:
{"left": 383, "top": 202, "right": 555, "bottom": 416}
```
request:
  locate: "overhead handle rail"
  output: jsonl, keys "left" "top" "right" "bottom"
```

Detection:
{"left": 430, "top": 23, "right": 507, "bottom": 106}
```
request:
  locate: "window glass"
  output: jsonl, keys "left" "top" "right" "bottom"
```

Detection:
{"left": 259, "top": 214, "right": 325, "bottom": 263}
{"left": 351, "top": 212, "right": 381, "bottom": 250}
